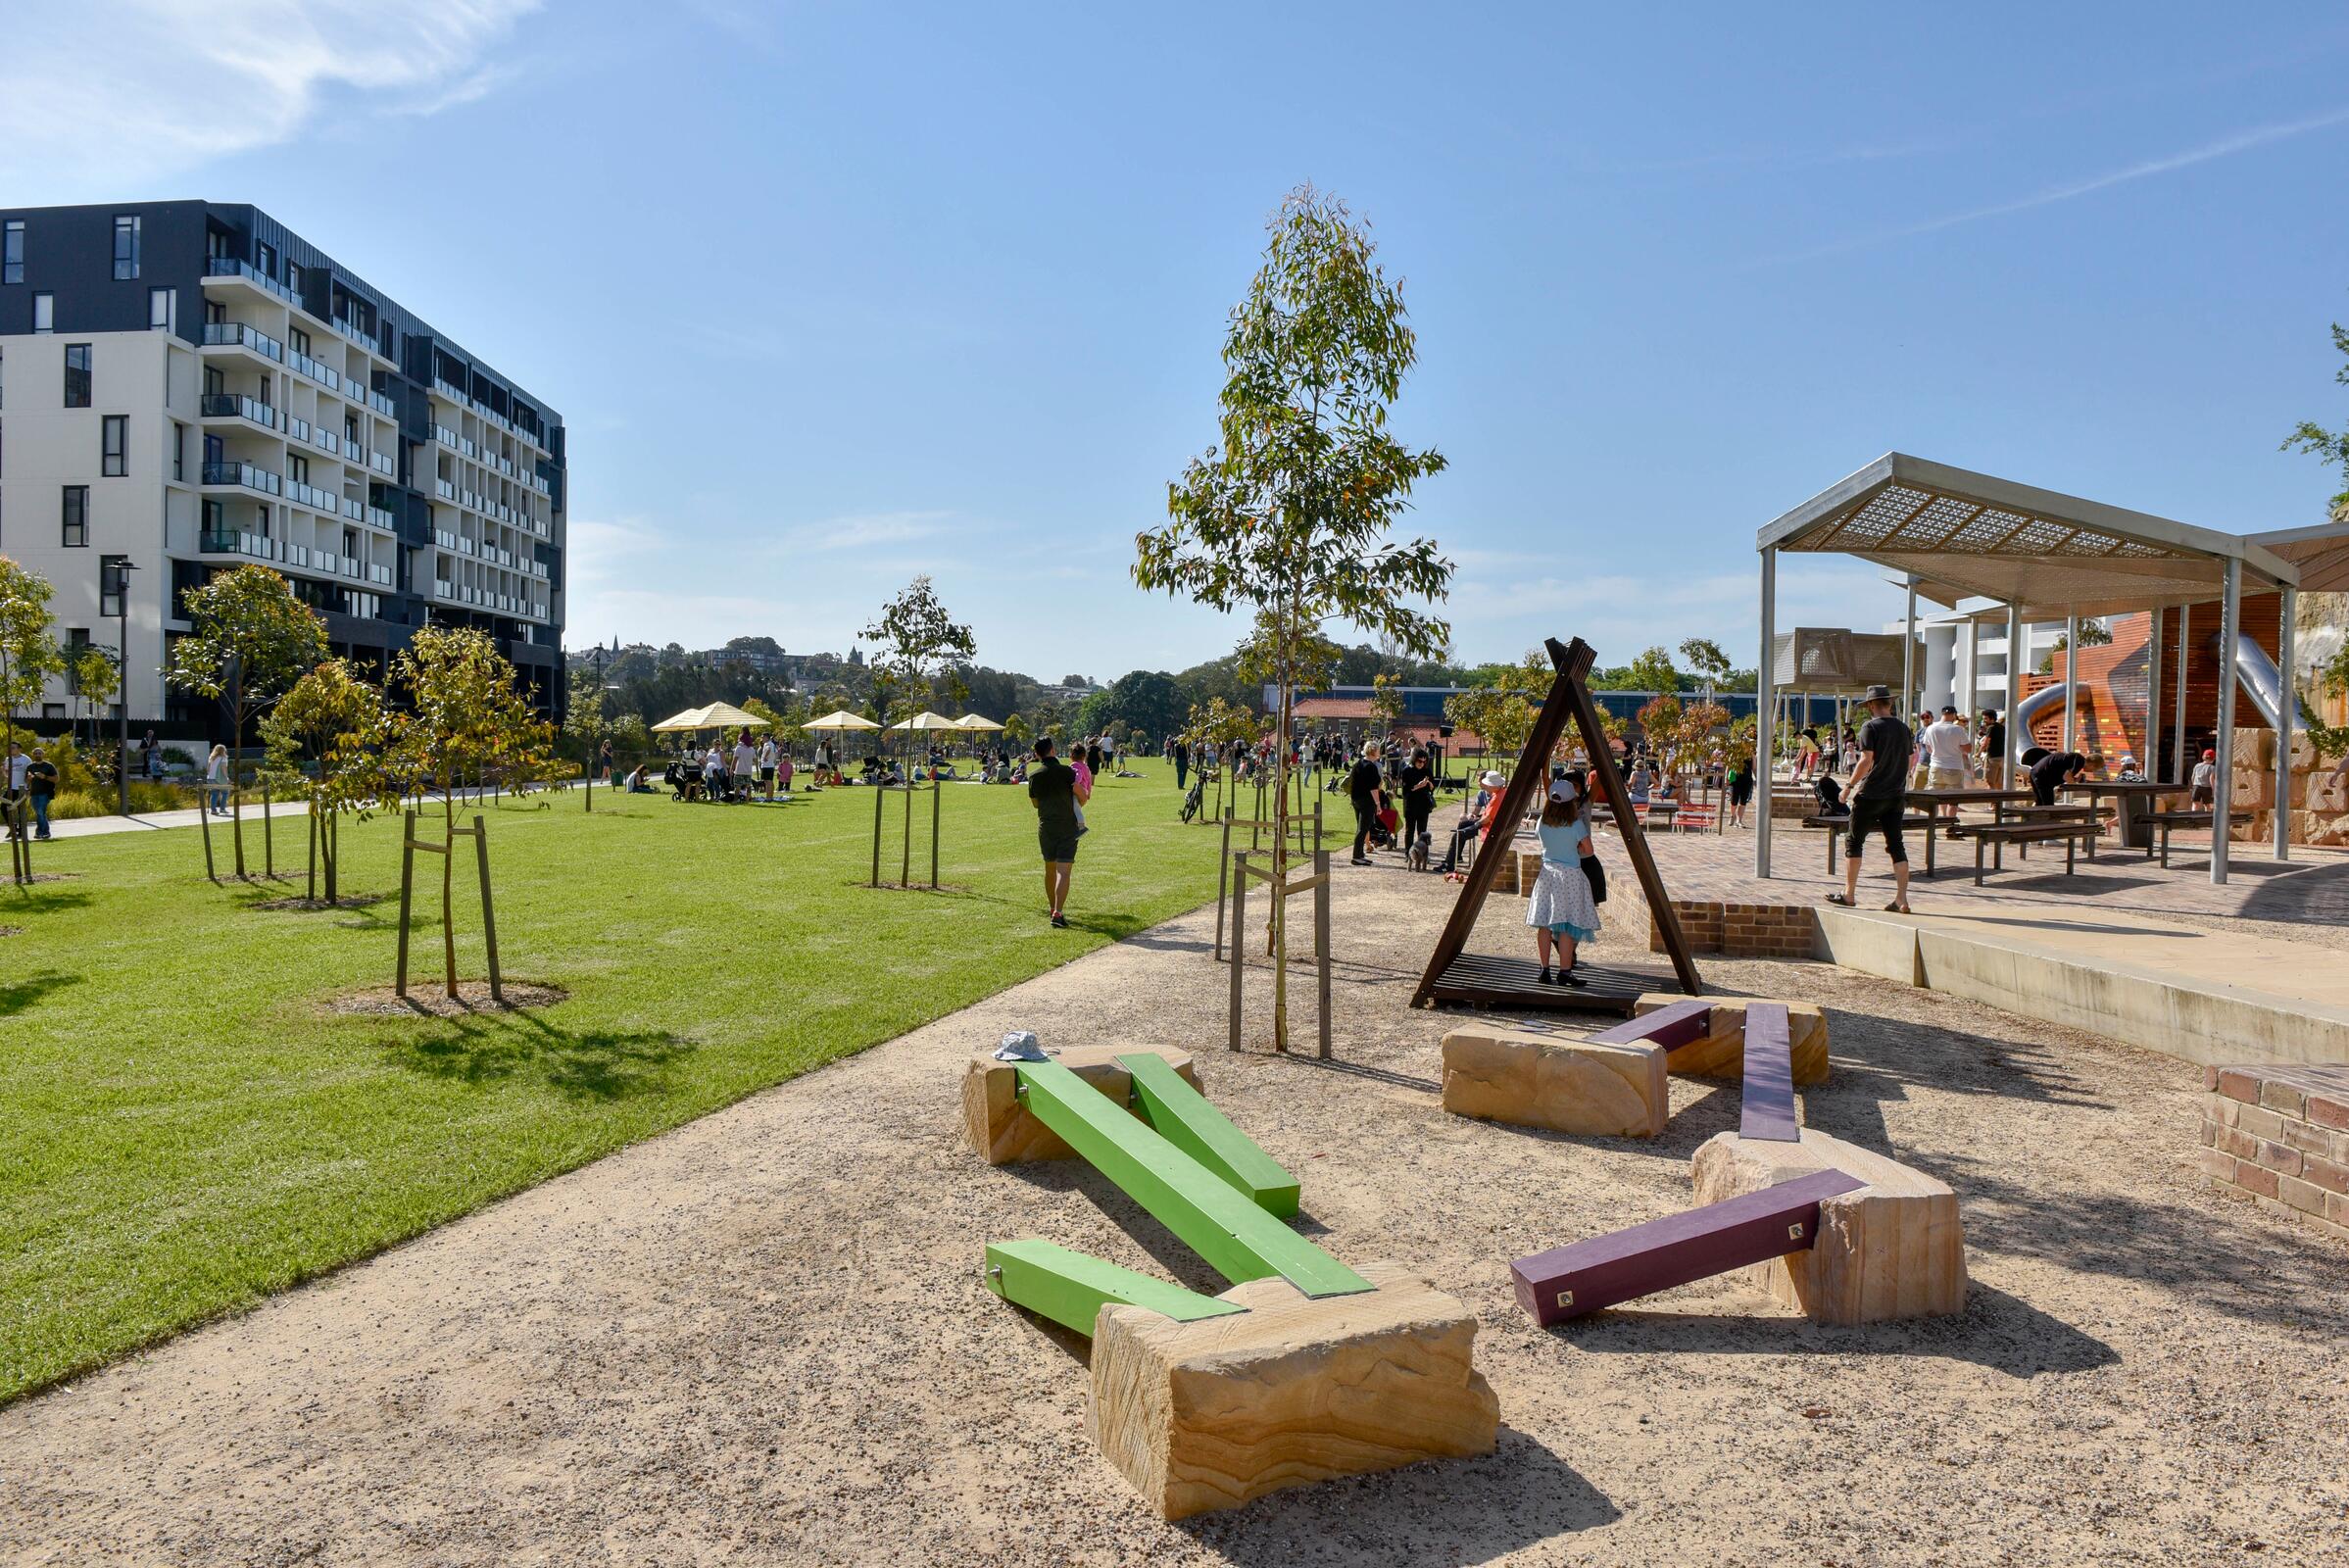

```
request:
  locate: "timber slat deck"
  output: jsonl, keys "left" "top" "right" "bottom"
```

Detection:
{"left": 1423, "top": 952, "right": 1674, "bottom": 1016}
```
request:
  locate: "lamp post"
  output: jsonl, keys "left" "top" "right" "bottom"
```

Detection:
{"left": 103, "top": 556, "right": 138, "bottom": 816}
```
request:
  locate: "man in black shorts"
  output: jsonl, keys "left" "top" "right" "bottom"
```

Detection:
{"left": 2030, "top": 749, "right": 2089, "bottom": 807}
{"left": 1831, "top": 683, "right": 1914, "bottom": 913}
{"left": 1027, "top": 736, "right": 1086, "bottom": 928}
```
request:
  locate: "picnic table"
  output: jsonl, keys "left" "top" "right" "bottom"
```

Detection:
{"left": 2062, "top": 778, "right": 2182, "bottom": 852}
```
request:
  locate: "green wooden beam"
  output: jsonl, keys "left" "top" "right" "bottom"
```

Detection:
{"left": 984, "top": 1239, "right": 1246, "bottom": 1335}
{"left": 1015, "top": 1058, "right": 1371, "bottom": 1298}
{"left": 1118, "top": 1053, "right": 1300, "bottom": 1218}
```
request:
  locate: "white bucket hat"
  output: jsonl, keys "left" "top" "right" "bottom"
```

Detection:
{"left": 1481, "top": 770, "right": 1505, "bottom": 789}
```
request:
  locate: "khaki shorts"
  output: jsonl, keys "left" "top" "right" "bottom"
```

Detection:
{"left": 1983, "top": 760, "right": 2005, "bottom": 788}
{"left": 1928, "top": 766, "right": 1966, "bottom": 790}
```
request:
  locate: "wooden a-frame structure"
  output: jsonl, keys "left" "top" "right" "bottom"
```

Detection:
{"left": 1412, "top": 636, "right": 1702, "bottom": 1015}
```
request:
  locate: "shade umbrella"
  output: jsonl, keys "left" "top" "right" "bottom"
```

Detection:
{"left": 887, "top": 711, "right": 959, "bottom": 731}
{"left": 806, "top": 709, "right": 881, "bottom": 774}
{"left": 651, "top": 704, "right": 719, "bottom": 732}
{"left": 699, "top": 701, "right": 770, "bottom": 729}
{"left": 954, "top": 713, "right": 1003, "bottom": 731}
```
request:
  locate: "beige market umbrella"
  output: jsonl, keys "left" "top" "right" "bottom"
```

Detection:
{"left": 697, "top": 701, "right": 769, "bottom": 729}
{"left": 887, "top": 711, "right": 960, "bottom": 731}
{"left": 954, "top": 713, "right": 1003, "bottom": 731}
{"left": 805, "top": 710, "right": 880, "bottom": 732}
{"left": 651, "top": 704, "right": 720, "bottom": 732}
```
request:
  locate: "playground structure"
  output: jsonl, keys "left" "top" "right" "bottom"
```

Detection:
{"left": 965, "top": 1041, "right": 1497, "bottom": 1519}
{"left": 1494, "top": 997, "right": 1967, "bottom": 1328}
{"left": 1414, "top": 635, "right": 1702, "bottom": 1016}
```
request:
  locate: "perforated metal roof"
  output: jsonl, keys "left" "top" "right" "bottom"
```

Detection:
{"left": 1759, "top": 454, "right": 2300, "bottom": 616}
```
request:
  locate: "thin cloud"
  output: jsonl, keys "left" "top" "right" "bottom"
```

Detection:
{"left": 1760, "top": 103, "right": 2349, "bottom": 265}
{"left": 773, "top": 512, "right": 954, "bottom": 554}
{"left": 0, "top": 0, "right": 540, "bottom": 197}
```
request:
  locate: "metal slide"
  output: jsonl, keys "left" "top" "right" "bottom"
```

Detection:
{"left": 2013, "top": 635, "right": 2306, "bottom": 738}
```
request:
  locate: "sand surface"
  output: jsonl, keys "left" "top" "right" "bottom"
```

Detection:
{"left": 6, "top": 851, "right": 2346, "bottom": 1566}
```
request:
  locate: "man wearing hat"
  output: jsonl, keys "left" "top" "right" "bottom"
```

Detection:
{"left": 1828, "top": 683, "right": 1914, "bottom": 913}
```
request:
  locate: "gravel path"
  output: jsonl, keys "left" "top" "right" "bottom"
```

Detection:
{"left": 5, "top": 854, "right": 2344, "bottom": 1566}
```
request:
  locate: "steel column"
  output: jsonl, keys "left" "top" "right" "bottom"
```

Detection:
{"left": 2213, "top": 560, "right": 2240, "bottom": 885}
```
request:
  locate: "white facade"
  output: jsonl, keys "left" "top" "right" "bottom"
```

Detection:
{"left": 0, "top": 328, "right": 194, "bottom": 724}
{"left": 1888, "top": 611, "right": 2066, "bottom": 715}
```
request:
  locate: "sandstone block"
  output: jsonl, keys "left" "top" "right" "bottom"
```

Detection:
{"left": 1440, "top": 1025, "right": 1667, "bottom": 1138}
{"left": 1690, "top": 1129, "right": 1967, "bottom": 1324}
{"left": 2233, "top": 729, "right": 2274, "bottom": 769}
{"left": 1087, "top": 1260, "right": 1498, "bottom": 1520}
{"left": 2233, "top": 771, "right": 2275, "bottom": 809}
{"left": 1636, "top": 993, "right": 1828, "bottom": 1085}
{"left": 962, "top": 1044, "right": 1199, "bottom": 1164}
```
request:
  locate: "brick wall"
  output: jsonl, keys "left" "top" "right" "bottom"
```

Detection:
{"left": 2199, "top": 1064, "right": 2349, "bottom": 1245}
{"left": 1649, "top": 899, "right": 1815, "bottom": 959}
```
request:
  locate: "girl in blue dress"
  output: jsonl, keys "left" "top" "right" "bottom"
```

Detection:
{"left": 1526, "top": 778, "right": 1601, "bottom": 986}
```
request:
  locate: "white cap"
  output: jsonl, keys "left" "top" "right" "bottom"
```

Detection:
{"left": 1482, "top": 770, "right": 1505, "bottom": 788}
{"left": 1548, "top": 778, "right": 1579, "bottom": 803}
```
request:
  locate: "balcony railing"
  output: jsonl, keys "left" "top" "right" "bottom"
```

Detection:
{"left": 368, "top": 389, "right": 397, "bottom": 418}
{"left": 201, "top": 461, "right": 280, "bottom": 495}
{"left": 202, "top": 321, "right": 283, "bottom": 362}
{"left": 368, "top": 506, "right": 397, "bottom": 531}
{"left": 204, "top": 257, "right": 297, "bottom": 306}
{"left": 288, "top": 416, "right": 312, "bottom": 443}
{"left": 285, "top": 478, "right": 336, "bottom": 513}
{"left": 340, "top": 497, "right": 366, "bottom": 521}
{"left": 434, "top": 478, "right": 457, "bottom": 502}
{"left": 317, "top": 429, "right": 341, "bottom": 456}
{"left": 199, "top": 393, "right": 276, "bottom": 427}
{"left": 431, "top": 375, "right": 467, "bottom": 403}
{"left": 288, "top": 350, "right": 341, "bottom": 393}
{"left": 369, "top": 451, "right": 396, "bottom": 478}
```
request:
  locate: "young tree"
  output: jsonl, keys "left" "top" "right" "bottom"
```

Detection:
{"left": 2283, "top": 318, "right": 2349, "bottom": 516}
{"left": 262, "top": 659, "right": 389, "bottom": 903}
{"left": 1679, "top": 637, "right": 1733, "bottom": 697}
{"left": 163, "top": 565, "right": 328, "bottom": 877}
{"left": 1137, "top": 188, "right": 1451, "bottom": 1051}
{"left": 563, "top": 664, "right": 612, "bottom": 808}
{"left": 862, "top": 575, "right": 977, "bottom": 885}
{"left": 0, "top": 557, "right": 66, "bottom": 764}
{"left": 1369, "top": 670, "right": 1407, "bottom": 734}
{"left": 72, "top": 645, "right": 121, "bottom": 756}
{"left": 384, "top": 627, "right": 558, "bottom": 998}
{"left": 1444, "top": 652, "right": 1545, "bottom": 776}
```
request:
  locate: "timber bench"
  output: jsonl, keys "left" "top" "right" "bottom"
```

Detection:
{"left": 2147, "top": 808, "right": 2256, "bottom": 868}
{"left": 1804, "top": 812, "right": 1938, "bottom": 876}
{"left": 1963, "top": 819, "right": 2102, "bottom": 884}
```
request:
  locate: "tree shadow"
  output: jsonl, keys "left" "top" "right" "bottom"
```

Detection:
{"left": 383, "top": 1012, "right": 695, "bottom": 1102}
{"left": 1178, "top": 1426, "right": 1618, "bottom": 1567}
{"left": 0, "top": 970, "right": 82, "bottom": 1016}
{"left": 0, "top": 888, "right": 93, "bottom": 915}
{"left": 1563, "top": 1282, "right": 2118, "bottom": 1377}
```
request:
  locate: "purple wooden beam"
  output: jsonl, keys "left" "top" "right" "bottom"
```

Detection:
{"left": 1589, "top": 997, "right": 1711, "bottom": 1052}
{"left": 1737, "top": 1002, "right": 1800, "bottom": 1143}
{"left": 1510, "top": 1167, "right": 1868, "bottom": 1326}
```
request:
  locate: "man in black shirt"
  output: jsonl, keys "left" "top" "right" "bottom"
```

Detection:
{"left": 1978, "top": 709, "right": 2007, "bottom": 788}
{"left": 1027, "top": 737, "right": 1086, "bottom": 928}
{"left": 1830, "top": 684, "right": 1914, "bottom": 912}
{"left": 1346, "top": 743, "right": 1383, "bottom": 864}
{"left": 2030, "top": 749, "right": 2089, "bottom": 808}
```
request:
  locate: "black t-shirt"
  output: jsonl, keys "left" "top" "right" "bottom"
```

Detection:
{"left": 1982, "top": 720, "right": 2005, "bottom": 757}
{"left": 2031, "top": 752, "right": 2083, "bottom": 793}
{"left": 1028, "top": 759, "right": 1078, "bottom": 836}
{"left": 1855, "top": 715, "right": 1912, "bottom": 801}
{"left": 24, "top": 760, "right": 59, "bottom": 797}
{"left": 1397, "top": 763, "right": 1432, "bottom": 811}
{"left": 1346, "top": 759, "right": 1381, "bottom": 804}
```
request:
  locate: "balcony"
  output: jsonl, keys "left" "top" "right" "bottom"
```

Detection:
{"left": 369, "top": 450, "right": 396, "bottom": 478}
{"left": 434, "top": 477, "right": 457, "bottom": 502}
{"left": 368, "top": 389, "right": 397, "bottom": 418}
{"left": 367, "top": 506, "right": 397, "bottom": 531}
{"left": 201, "top": 321, "right": 284, "bottom": 363}
{"left": 287, "top": 349, "right": 340, "bottom": 393}
{"left": 204, "top": 257, "right": 297, "bottom": 307}
{"left": 316, "top": 429, "right": 341, "bottom": 457}
{"left": 340, "top": 496, "right": 366, "bottom": 522}
{"left": 201, "top": 461, "right": 281, "bottom": 496}
{"left": 198, "top": 392, "right": 277, "bottom": 429}
{"left": 284, "top": 477, "right": 336, "bottom": 513}
{"left": 431, "top": 375, "right": 468, "bottom": 403}
{"left": 199, "top": 529, "right": 287, "bottom": 564}
{"left": 288, "top": 416, "right": 312, "bottom": 444}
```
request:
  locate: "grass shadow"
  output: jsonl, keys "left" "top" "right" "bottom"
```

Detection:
{"left": 0, "top": 970, "right": 83, "bottom": 1016}
{"left": 383, "top": 1010, "right": 696, "bottom": 1102}
{"left": 0, "top": 888, "right": 94, "bottom": 915}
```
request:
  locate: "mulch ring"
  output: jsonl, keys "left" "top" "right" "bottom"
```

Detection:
{"left": 326, "top": 980, "right": 568, "bottom": 1018}
{"left": 250, "top": 892, "right": 389, "bottom": 912}
{"left": 0, "top": 925, "right": 21, "bottom": 939}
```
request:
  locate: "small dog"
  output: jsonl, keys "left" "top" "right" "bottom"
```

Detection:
{"left": 1406, "top": 830, "right": 1431, "bottom": 872}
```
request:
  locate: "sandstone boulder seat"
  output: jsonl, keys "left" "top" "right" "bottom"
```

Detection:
{"left": 1631, "top": 993, "right": 1830, "bottom": 1086}
{"left": 972, "top": 1049, "right": 1495, "bottom": 1519}
{"left": 2146, "top": 808, "right": 2256, "bottom": 869}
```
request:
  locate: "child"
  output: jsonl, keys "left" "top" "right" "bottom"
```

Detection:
{"left": 2190, "top": 748, "right": 2216, "bottom": 808}
{"left": 1526, "top": 779, "right": 1601, "bottom": 987}
{"left": 1069, "top": 742, "right": 1093, "bottom": 836}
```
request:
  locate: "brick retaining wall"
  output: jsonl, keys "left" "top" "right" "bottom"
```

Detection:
{"left": 2199, "top": 1063, "right": 2349, "bottom": 1245}
{"left": 1647, "top": 900, "right": 1815, "bottom": 960}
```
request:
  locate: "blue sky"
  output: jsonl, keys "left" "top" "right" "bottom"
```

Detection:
{"left": 8, "top": 3, "right": 2349, "bottom": 681}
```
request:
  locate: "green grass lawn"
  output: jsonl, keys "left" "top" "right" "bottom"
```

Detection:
{"left": 0, "top": 759, "right": 1331, "bottom": 1402}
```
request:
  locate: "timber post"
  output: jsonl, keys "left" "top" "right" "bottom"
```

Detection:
{"left": 395, "top": 808, "right": 416, "bottom": 997}
{"left": 931, "top": 777, "right": 941, "bottom": 889}
{"left": 1228, "top": 851, "right": 1248, "bottom": 1050}
{"left": 870, "top": 783, "right": 885, "bottom": 888}
{"left": 473, "top": 813, "right": 503, "bottom": 1004}
{"left": 261, "top": 777, "right": 274, "bottom": 880}
{"left": 1314, "top": 847, "right": 1333, "bottom": 1059}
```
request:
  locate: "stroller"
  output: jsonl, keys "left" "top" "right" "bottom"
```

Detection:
{"left": 1366, "top": 789, "right": 1399, "bottom": 851}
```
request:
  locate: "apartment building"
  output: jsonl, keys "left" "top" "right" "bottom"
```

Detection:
{"left": 0, "top": 201, "right": 564, "bottom": 736}
{"left": 1892, "top": 610, "right": 2067, "bottom": 715}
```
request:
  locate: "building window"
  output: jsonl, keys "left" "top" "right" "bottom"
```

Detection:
{"left": 113, "top": 216, "right": 141, "bottom": 279}
{"left": 63, "top": 485, "right": 89, "bottom": 547}
{"left": 148, "top": 286, "right": 175, "bottom": 332}
{"left": 256, "top": 241, "right": 275, "bottom": 277}
{"left": 64, "top": 343, "right": 92, "bottom": 407}
{"left": 64, "top": 343, "right": 91, "bottom": 407}
{"left": 2, "top": 220, "right": 21, "bottom": 284}
{"left": 100, "top": 559, "right": 128, "bottom": 618}
{"left": 173, "top": 421, "right": 186, "bottom": 481}
{"left": 32, "top": 293, "right": 53, "bottom": 332}
{"left": 102, "top": 415, "right": 127, "bottom": 476}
